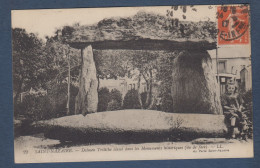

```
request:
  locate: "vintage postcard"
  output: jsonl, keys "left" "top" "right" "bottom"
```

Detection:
{"left": 12, "top": 4, "right": 253, "bottom": 163}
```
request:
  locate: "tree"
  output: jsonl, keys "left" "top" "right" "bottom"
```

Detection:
{"left": 44, "top": 35, "right": 80, "bottom": 84}
{"left": 44, "top": 30, "right": 81, "bottom": 115}
{"left": 12, "top": 28, "right": 45, "bottom": 104}
{"left": 94, "top": 50, "right": 131, "bottom": 89}
{"left": 130, "top": 50, "right": 158, "bottom": 109}
{"left": 66, "top": 47, "right": 71, "bottom": 115}
{"left": 95, "top": 49, "right": 160, "bottom": 109}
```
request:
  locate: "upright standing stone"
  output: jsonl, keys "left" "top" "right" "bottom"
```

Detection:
{"left": 171, "top": 50, "right": 222, "bottom": 114}
{"left": 75, "top": 45, "right": 98, "bottom": 115}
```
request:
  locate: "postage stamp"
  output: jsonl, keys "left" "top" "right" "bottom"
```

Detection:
{"left": 12, "top": 4, "right": 253, "bottom": 163}
{"left": 217, "top": 5, "right": 250, "bottom": 45}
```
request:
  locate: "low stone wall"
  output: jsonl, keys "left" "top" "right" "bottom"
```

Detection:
{"left": 34, "top": 110, "right": 228, "bottom": 143}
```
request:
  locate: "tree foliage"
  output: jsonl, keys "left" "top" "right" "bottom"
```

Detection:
{"left": 166, "top": 5, "right": 217, "bottom": 39}
{"left": 94, "top": 50, "right": 131, "bottom": 80}
{"left": 12, "top": 27, "right": 82, "bottom": 119}
{"left": 156, "top": 51, "right": 179, "bottom": 112}
{"left": 12, "top": 28, "right": 45, "bottom": 102}
{"left": 43, "top": 32, "right": 81, "bottom": 87}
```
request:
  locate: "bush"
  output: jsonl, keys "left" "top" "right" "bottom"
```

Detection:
{"left": 98, "top": 87, "right": 110, "bottom": 112}
{"left": 48, "top": 83, "right": 69, "bottom": 117}
{"left": 14, "top": 83, "right": 79, "bottom": 121}
{"left": 14, "top": 94, "right": 53, "bottom": 121}
{"left": 107, "top": 100, "right": 121, "bottom": 111}
{"left": 98, "top": 88, "right": 122, "bottom": 112}
{"left": 110, "top": 89, "right": 122, "bottom": 105}
{"left": 242, "top": 89, "right": 253, "bottom": 138}
{"left": 49, "top": 83, "right": 78, "bottom": 116}
{"left": 243, "top": 89, "right": 253, "bottom": 117}
{"left": 123, "top": 89, "right": 141, "bottom": 109}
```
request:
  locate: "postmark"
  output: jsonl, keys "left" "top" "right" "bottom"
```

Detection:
{"left": 217, "top": 5, "right": 250, "bottom": 45}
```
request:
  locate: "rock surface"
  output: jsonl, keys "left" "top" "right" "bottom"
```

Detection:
{"left": 75, "top": 45, "right": 98, "bottom": 115}
{"left": 65, "top": 12, "right": 216, "bottom": 50}
{"left": 34, "top": 110, "right": 227, "bottom": 143}
{"left": 66, "top": 12, "right": 216, "bottom": 43}
{"left": 171, "top": 50, "right": 223, "bottom": 114}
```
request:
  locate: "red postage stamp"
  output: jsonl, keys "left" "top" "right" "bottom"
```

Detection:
{"left": 217, "top": 5, "right": 250, "bottom": 45}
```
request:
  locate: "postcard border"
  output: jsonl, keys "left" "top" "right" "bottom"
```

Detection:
{"left": 1, "top": 0, "right": 260, "bottom": 168}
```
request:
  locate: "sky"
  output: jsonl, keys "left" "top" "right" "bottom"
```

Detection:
{"left": 11, "top": 5, "right": 217, "bottom": 40}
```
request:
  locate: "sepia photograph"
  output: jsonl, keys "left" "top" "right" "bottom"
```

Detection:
{"left": 11, "top": 4, "right": 253, "bottom": 163}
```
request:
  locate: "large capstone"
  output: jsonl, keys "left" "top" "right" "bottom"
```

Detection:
{"left": 75, "top": 45, "right": 98, "bottom": 115}
{"left": 171, "top": 50, "right": 222, "bottom": 114}
{"left": 34, "top": 110, "right": 228, "bottom": 143}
